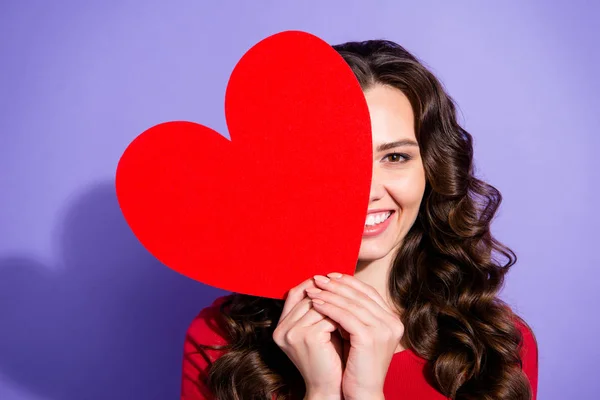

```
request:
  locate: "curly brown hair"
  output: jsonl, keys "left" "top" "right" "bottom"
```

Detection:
{"left": 189, "top": 39, "right": 533, "bottom": 400}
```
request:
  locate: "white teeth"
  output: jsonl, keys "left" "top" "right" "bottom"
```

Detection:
{"left": 365, "top": 211, "right": 392, "bottom": 226}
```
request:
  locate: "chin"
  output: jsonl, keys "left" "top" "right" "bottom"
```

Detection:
{"left": 357, "top": 242, "right": 396, "bottom": 262}
{"left": 356, "top": 227, "right": 406, "bottom": 264}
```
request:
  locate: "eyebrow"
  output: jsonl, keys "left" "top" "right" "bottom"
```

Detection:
{"left": 375, "top": 139, "right": 419, "bottom": 152}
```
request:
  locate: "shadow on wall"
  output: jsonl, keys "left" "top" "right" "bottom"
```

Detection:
{"left": 0, "top": 181, "right": 226, "bottom": 400}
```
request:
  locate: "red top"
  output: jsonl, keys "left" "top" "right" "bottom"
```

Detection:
{"left": 181, "top": 295, "right": 538, "bottom": 399}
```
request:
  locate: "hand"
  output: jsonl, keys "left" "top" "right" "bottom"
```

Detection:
{"left": 306, "top": 273, "right": 404, "bottom": 400}
{"left": 273, "top": 277, "right": 345, "bottom": 400}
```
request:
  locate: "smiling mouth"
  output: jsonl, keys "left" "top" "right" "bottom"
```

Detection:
{"left": 365, "top": 211, "right": 393, "bottom": 227}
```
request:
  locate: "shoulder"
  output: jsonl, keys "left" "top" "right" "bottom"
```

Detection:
{"left": 511, "top": 313, "right": 539, "bottom": 397}
{"left": 185, "top": 294, "right": 235, "bottom": 354}
{"left": 181, "top": 294, "right": 235, "bottom": 398}
{"left": 186, "top": 295, "right": 233, "bottom": 337}
{"left": 513, "top": 315, "right": 538, "bottom": 361}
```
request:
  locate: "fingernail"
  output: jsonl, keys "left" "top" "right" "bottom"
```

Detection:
{"left": 311, "top": 299, "right": 325, "bottom": 305}
{"left": 327, "top": 272, "right": 343, "bottom": 279}
{"left": 314, "top": 275, "right": 330, "bottom": 284}
{"left": 306, "top": 288, "right": 322, "bottom": 294}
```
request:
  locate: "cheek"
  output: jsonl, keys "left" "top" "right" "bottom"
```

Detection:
{"left": 386, "top": 173, "right": 426, "bottom": 210}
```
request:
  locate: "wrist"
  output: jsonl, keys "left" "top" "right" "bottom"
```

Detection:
{"left": 344, "top": 393, "right": 384, "bottom": 400}
{"left": 304, "top": 390, "right": 342, "bottom": 400}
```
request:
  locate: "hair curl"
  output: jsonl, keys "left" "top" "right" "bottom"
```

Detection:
{"left": 191, "top": 40, "right": 533, "bottom": 400}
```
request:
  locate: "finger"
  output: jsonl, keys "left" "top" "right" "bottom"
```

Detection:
{"left": 326, "top": 273, "right": 394, "bottom": 313}
{"left": 290, "top": 301, "right": 336, "bottom": 329}
{"left": 301, "top": 311, "right": 338, "bottom": 332}
{"left": 310, "top": 300, "right": 369, "bottom": 340}
{"left": 313, "top": 275, "right": 391, "bottom": 322}
{"left": 307, "top": 316, "right": 342, "bottom": 346}
{"left": 280, "top": 278, "right": 319, "bottom": 321}
{"left": 279, "top": 303, "right": 338, "bottom": 343}
{"left": 278, "top": 297, "right": 313, "bottom": 329}
{"left": 307, "top": 289, "right": 380, "bottom": 327}
{"left": 278, "top": 296, "right": 333, "bottom": 330}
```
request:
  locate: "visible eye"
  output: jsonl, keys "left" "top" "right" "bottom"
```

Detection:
{"left": 383, "top": 153, "right": 411, "bottom": 163}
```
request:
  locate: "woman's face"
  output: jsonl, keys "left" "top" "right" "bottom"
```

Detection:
{"left": 357, "top": 84, "right": 426, "bottom": 262}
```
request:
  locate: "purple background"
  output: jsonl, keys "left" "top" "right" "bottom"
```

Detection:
{"left": 1, "top": 1, "right": 598, "bottom": 399}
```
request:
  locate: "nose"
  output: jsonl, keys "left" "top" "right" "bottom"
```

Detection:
{"left": 368, "top": 164, "right": 386, "bottom": 203}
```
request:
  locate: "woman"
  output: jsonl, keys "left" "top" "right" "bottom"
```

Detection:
{"left": 181, "top": 39, "right": 538, "bottom": 400}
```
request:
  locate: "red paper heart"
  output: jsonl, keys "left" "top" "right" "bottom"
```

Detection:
{"left": 115, "top": 31, "right": 372, "bottom": 299}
